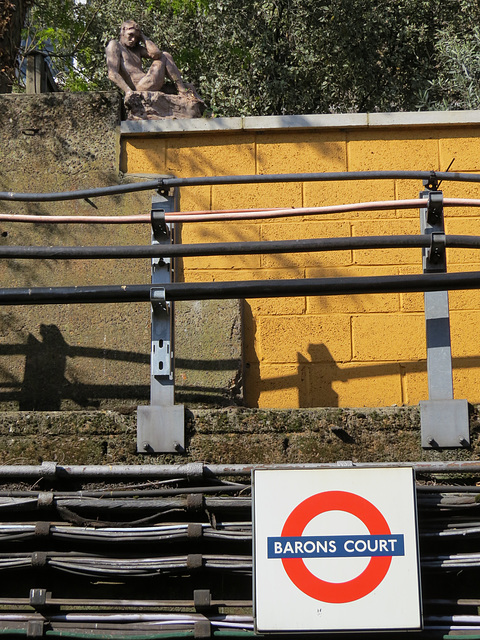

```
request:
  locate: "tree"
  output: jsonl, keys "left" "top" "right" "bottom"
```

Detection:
{"left": 417, "top": 24, "right": 480, "bottom": 111}
{"left": 0, "top": 0, "right": 33, "bottom": 93}
{"left": 13, "top": 0, "right": 480, "bottom": 115}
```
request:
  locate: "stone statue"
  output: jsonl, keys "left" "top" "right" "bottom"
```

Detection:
{"left": 106, "top": 20, "right": 204, "bottom": 120}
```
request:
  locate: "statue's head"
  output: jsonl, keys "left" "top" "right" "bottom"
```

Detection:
{"left": 120, "top": 20, "right": 141, "bottom": 47}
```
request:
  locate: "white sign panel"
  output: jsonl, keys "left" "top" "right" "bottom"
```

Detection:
{"left": 253, "top": 467, "right": 422, "bottom": 633}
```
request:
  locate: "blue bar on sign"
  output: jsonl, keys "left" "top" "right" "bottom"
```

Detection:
{"left": 267, "top": 535, "right": 405, "bottom": 558}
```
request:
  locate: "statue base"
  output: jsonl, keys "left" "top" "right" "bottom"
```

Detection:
{"left": 125, "top": 85, "right": 205, "bottom": 120}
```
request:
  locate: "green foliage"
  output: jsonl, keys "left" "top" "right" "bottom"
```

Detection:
{"left": 17, "top": 0, "right": 480, "bottom": 115}
{"left": 417, "top": 25, "right": 480, "bottom": 110}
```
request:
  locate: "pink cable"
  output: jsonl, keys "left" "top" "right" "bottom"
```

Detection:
{"left": 445, "top": 198, "right": 480, "bottom": 207}
{"left": 166, "top": 199, "right": 425, "bottom": 222}
{"left": 0, "top": 197, "right": 478, "bottom": 223}
{"left": 167, "top": 198, "right": 480, "bottom": 222}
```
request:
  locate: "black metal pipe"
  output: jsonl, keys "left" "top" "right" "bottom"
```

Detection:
{"left": 0, "top": 234, "right": 479, "bottom": 261}
{"left": 2, "top": 271, "right": 480, "bottom": 305}
{"left": 0, "top": 235, "right": 432, "bottom": 259}
{"left": 166, "top": 271, "right": 480, "bottom": 299}
{"left": 2, "top": 234, "right": 480, "bottom": 260}
{"left": 448, "top": 235, "right": 480, "bottom": 248}
{"left": 161, "top": 171, "right": 480, "bottom": 188}
{"left": 0, "top": 285, "right": 148, "bottom": 304}
{"left": 2, "top": 171, "right": 480, "bottom": 202}
{"left": 0, "top": 179, "right": 163, "bottom": 202}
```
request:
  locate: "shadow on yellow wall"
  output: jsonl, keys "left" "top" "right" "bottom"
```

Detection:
{"left": 122, "top": 123, "right": 480, "bottom": 408}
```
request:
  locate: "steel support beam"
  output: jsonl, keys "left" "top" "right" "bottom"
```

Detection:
{"left": 137, "top": 191, "right": 184, "bottom": 453}
{"left": 419, "top": 188, "right": 469, "bottom": 448}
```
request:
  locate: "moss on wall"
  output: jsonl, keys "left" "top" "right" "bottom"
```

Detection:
{"left": 0, "top": 407, "right": 478, "bottom": 465}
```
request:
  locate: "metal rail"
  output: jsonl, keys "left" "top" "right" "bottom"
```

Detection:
{"left": 0, "top": 234, "right": 434, "bottom": 258}
{"left": 0, "top": 271, "right": 480, "bottom": 304}
{"left": 0, "top": 176, "right": 475, "bottom": 451}
{"left": 1, "top": 170, "right": 480, "bottom": 201}
{"left": 0, "top": 234, "right": 480, "bottom": 259}
{"left": 2, "top": 173, "right": 480, "bottom": 638}
{"left": 0, "top": 461, "right": 477, "bottom": 480}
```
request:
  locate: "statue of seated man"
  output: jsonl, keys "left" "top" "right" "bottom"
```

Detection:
{"left": 106, "top": 20, "right": 189, "bottom": 96}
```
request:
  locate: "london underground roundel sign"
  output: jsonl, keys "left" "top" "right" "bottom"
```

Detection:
{"left": 280, "top": 490, "right": 393, "bottom": 603}
{"left": 253, "top": 468, "right": 422, "bottom": 634}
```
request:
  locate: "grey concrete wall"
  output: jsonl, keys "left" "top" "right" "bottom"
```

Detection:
{"left": 1, "top": 93, "right": 478, "bottom": 464}
{"left": 0, "top": 406, "right": 479, "bottom": 465}
{"left": 0, "top": 92, "right": 242, "bottom": 410}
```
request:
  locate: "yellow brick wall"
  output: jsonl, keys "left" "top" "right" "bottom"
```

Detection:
{"left": 121, "top": 122, "right": 480, "bottom": 409}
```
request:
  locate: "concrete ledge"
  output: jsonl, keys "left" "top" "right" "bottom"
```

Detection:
{"left": 120, "top": 110, "right": 480, "bottom": 136}
{"left": 367, "top": 110, "right": 480, "bottom": 127}
{"left": 0, "top": 406, "right": 479, "bottom": 465}
{"left": 121, "top": 117, "right": 243, "bottom": 135}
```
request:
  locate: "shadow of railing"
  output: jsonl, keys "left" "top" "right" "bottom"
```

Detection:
{"left": 0, "top": 325, "right": 242, "bottom": 409}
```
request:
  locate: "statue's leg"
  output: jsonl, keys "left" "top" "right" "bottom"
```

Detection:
{"left": 163, "top": 52, "right": 188, "bottom": 92}
{"left": 135, "top": 59, "right": 166, "bottom": 91}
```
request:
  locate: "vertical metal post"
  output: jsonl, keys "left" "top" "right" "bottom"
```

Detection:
{"left": 26, "top": 52, "right": 58, "bottom": 93}
{"left": 137, "top": 190, "right": 184, "bottom": 453}
{"left": 419, "top": 181, "right": 469, "bottom": 448}
{"left": 26, "top": 53, "right": 44, "bottom": 94}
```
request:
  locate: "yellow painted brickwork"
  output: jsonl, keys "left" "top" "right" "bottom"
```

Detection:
{"left": 122, "top": 122, "right": 480, "bottom": 408}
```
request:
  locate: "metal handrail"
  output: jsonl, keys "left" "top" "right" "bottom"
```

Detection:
{"left": 0, "top": 234, "right": 480, "bottom": 259}
{"left": 0, "top": 270, "right": 480, "bottom": 305}
{"left": 1, "top": 170, "right": 480, "bottom": 201}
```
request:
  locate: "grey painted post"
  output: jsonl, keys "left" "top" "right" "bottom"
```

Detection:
{"left": 419, "top": 189, "right": 469, "bottom": 448}
{"left": 26, "top": 53, "right": 58, "bottom": 94}
{"left": 137, "top": 191, "right": 184, "bottom": 453}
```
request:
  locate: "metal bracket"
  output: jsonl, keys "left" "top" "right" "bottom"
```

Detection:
{"left": 421, "top": 190, "right": 445, "bottom": 273}
{"left": 26, "top": 620, "right": 44, "bottom": 638}
{"left": 137, "top": 191, "right": 184, "bottom": 454}
{"left": 151, "top": 341, "right": 172, "bottom": 378}
{"left": 156, "top": 186, "right": 171, "bottom": 199}
{"left": 428, "top": 232, "right": 446, "bottom": 267}
{"left": 151, "top": 205, "right": 168, "bottom": 237}
{"left": 419, "top": 189, "right": 469, "bottom": 448}
{"left": 137, "top": 405, "right": 185, "bottom": 453}
{"left": 422, "top": 171, "right": 439, "bottom": 191}
{"left": 194, "top": 620, "right": 211, "bottom": 639}
{"left": 427, "top": 190, "right": 443, "bottom": 225}
{"left": 151, "top": 286, "right": 168, "bottom": 312}
{"left": 150, "top": 287, "right": 172, "bottom": 379}
{"left": 151, "top": 340, "right": 172, "bottom": 377}
{"left": 30, "top": 589, "right": 49, "bottom": 610}
{"left": 420, "top": 399, "right": 470, "bottom": 448}
{"left": 151, "top": 207, "right": 169, "bottom": 268}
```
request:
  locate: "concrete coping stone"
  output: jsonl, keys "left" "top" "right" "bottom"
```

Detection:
{"left": 120, "top": 110, "right": 480, "bottom": 136}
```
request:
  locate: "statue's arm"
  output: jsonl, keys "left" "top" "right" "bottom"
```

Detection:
{"left": 138, "top": 32, "right": 162, "bottom": 60}
{"left": 106, "top": 40, "right": 133, "bottom": 93}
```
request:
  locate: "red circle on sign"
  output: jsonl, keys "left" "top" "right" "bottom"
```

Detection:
{"left": 281, "top": 491, "right": 392, "bottom": 603}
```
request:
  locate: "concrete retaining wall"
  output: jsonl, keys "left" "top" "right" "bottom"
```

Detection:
{"left": 0, "top": 93, "right": 242, "bottom": 411}
{"left": 122, "top": 111, "right": 480, "bottom": 409}
{"left": 1, "top": 406, "right": 479, "bottom": 465}
{"left": 3, "top": 92, "right": 480, "bottom": 437}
